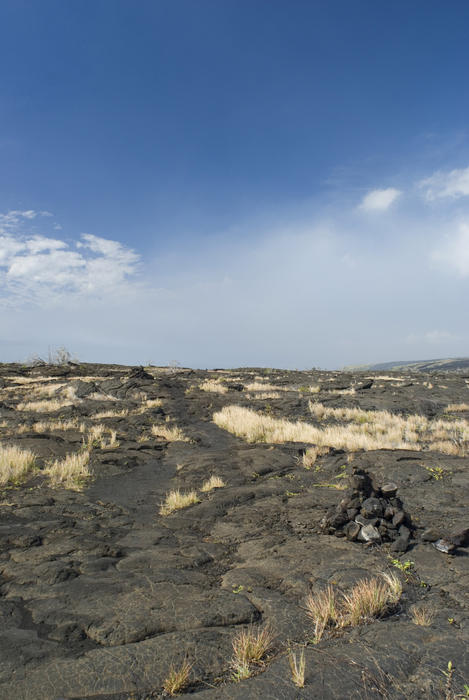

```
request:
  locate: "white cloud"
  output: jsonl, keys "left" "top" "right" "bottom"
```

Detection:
{"left": 0, "top": 212, "right": 140, "bottom": 303}
{"left": 419, "top": 166, "right": 469, "bottom": 200}
{"left": 359, "top": 188, "right": 401, "bottom": 211}
{"left": 431, "top": 222, "right": 469, "bottom": 276}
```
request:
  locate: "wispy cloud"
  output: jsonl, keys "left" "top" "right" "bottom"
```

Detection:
{"left": 359, "top": 187, "right": 401, "bottom": 211}
{"left": 419, "top": 165, "right": 469, "bottom": 200}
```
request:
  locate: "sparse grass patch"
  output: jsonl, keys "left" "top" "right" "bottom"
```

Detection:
{"left": 151, "top": 424, "right": 189, "bottom": 442}
{"left": 44, "top": 451, "right": 91, "bottom": 490}
{"left": 0, "top": 445, "right": 37, "bottom": 486}
{"left": 446, "top": 403, "right": 469, "bottom": 412}
{"left": 199, "top": 379, "right": 228, "bottom": 394}
{"left": 305, "top": 574, "right": 402, "bottom": 642}
{"left": 92, "top": 409, "right": 129, "bottom": 419}
{"left": 201, "top": 475, "right": 225, "bottom": 492}
{"left": 246, "top": 391, "right": 282, "bottom": 400}
{"left": 163, "top": 659, "right": 192, "bottom": 696}
{"left": 87, "top": 424, "right": 119, "bottom": 448}
{"left": 17, "top": 398, "right": 74, "bottom": 413}
{"left": 159, "top": 489, "right": 199, "bottom": 515}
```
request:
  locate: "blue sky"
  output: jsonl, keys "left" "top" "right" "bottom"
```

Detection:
{"left": 1, "top": 0, "right": 469, "bottom": 368}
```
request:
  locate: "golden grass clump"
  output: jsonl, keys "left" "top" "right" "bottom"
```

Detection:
{"left": 162, "top": 659, "right": 192, "bottom": 696}
{"left": 151, "top": 424, "right": 189, "bottom": 442}
{"left": 305, "top": 573, "right": 402, "bottom": 642}
{"left": 159, "top": 489, "right": 199, "bottom": 515}
{"left": 201, "top": 475, "right": 225, "bottom": 492}
{"left": 288, "top": 648, "right": 306, "bottom": 688}
{"left": 30, "top": 419, "right": 86, "bottom": 433}
{"left": 213, "top": 403, "right": 469, "bottom": 455}
{"left": 246, "top": 391, "right": 282, "bottom": 400}
{"left": 199, "top": 379, "right": 228, "bottom": 394}
{"left": 446, "top": 403, "right": 469, "bottom": 412}
{"left": 87, "top": 424, "right": 119, "bottom": 448}
{"left": 0, "top": 445, "right": 37, "bottom": 486}
{"left": 410, "top": 604, "right": 435, "bottom": 626}
{"left": 231, "top": 625, "right": 274, "bottom": 680}
{"left": 17, "top": 398, "right": 73, "bottom": 413}
{"left": 45, "top": 451, "right": 91, "bottom": 489}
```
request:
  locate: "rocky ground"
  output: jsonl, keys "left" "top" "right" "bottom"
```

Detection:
{"left": 0, "top": 362, "right": 468, "bottom": 699}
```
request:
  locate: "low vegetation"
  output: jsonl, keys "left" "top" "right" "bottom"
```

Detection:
{"left": 199, "top": 379, "right": 228, "bottom": 394}
{"left": 162, "top": 659, "right": 192, "bottom": 696}
{"left": 44, "top": 451, "right": 91, "bottom": 490}
{"left": 151, "top": 424, "right": 189, "bottom": 442}
{"left": 201, "top": 475, "right": 225, "bottom": 492}
{"left": 159, "top": 489, "right": 199, "bottom": 515}
{"left": 0, "top": 445, "right": 37, "bottom": 486}
{"left": 213, "top": 403, "right": 469, "bottom": 455}
{"left": 305, "top": 573, "right": 402, "bottom": 642}
{"left": 288, "top": 647, "right": 306, "bottom": 688}
{"left": 231, "top": 625, "right": 274, "bottom": 680}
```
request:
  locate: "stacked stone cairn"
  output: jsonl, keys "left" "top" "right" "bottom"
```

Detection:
{"left": 320, "top": 467, "right": 412, "bottom": 552}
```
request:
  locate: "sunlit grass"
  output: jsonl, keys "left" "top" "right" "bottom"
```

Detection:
{"left": 0, "top": 445, "right": 37, "bottom": 486}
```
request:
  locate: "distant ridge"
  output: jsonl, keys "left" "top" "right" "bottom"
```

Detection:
{"left": 343, "top": 357, "right": 469, "bottom": 372}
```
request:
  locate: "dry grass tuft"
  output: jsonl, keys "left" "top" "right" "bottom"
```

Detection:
{"left": 288, "top": 647, "right": 306, "bottom": 688}
{"left": 305, "top": 585, "right": 339, "bottom": 642}
{"left": 163, "top": 659, "right": 192, "bottom": 696}
{"left": 45, "top": 451, "right": 91, "bottom": 489}
{"left": 199, "top": 379, "right": 228, "bottom": 394}
{"left": 446, "top": 403, "right": 469, "bottom": 412}
{"left": 201, "top": 475, "right": 225, "bottom": 492}
{"left": 231, "top": 625, "right": 274, "bottom": 679}
{"left": 0, "top": 445, "right": 37, "bottom": 486}
{"left": 159, "top": 489, "right": 199, "bottom": 515}
{"left": 410, "top": 604, "right": 435, "bottom": 626}
{"left": 87, "top": 424, "right": 119, "bottom": 448}
{"left": 301, "top": 445, "right": 329, "bottom": 469}
{"left": 213, "top": 404, "right": 469, "bottom": 455}
{"left": 305, "top": 574, "right": 401, "bottom": 642}
{"left": 151, "top": 424, "right": 189, "bottom": 442}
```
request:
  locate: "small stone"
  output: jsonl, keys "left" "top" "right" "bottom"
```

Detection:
{"left": 450, "top": 528, "right": 469, "bottom": 547}
{"left": 358, "top": 524, "right": 381, "bottom": 543}
{"left": 383, "top": 506, "right": 395, "bottom": 521}
{"left": 421, "top": 528, "right": 440, "bottom": 542}
{"left": 392, "top": 511, "right": 406, "bottom": 527}
{"left": 381, "top": 483, "right": 398, "bottom": 497}
{"left": 355, "top": 514, "right": 378, "bottom": 527}
{"left": 399, "top": 525, "right": 410, "bottom": 540}
{"left": 344, "top": 521, "right": 361, "bottom": 541}
{"left": 347, "top": 508, "right": 359, "bottom": 520}
{"left": 433, "top": 539, "right": 456, "bottom": 554}
{"left": 361, "top": 497, "right": 383, "bottom": 518}
{"left": 390, "top": 536, "right": 409, "bottom": 553}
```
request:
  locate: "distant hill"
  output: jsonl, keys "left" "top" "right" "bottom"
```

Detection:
{"left": 344, "top": 357, "right": 469, "bottom": 373}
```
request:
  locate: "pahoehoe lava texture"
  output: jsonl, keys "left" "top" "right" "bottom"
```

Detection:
{"left": 0, "top": 363, "right": 468, "bottom": 698}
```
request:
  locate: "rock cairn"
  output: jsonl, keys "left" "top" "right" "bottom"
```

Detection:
{"left": 320, "top": 467, "right": 412, "bottom": 552}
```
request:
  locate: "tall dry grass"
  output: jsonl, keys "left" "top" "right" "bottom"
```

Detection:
{"left": 0, "top": 445, "right": 37, "bottom": 485}
{"left": 44, "top": 451, "right": 91, "bottom": 490}
{"left": 213, "top": 404, "right": 469, "bottom": 455}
